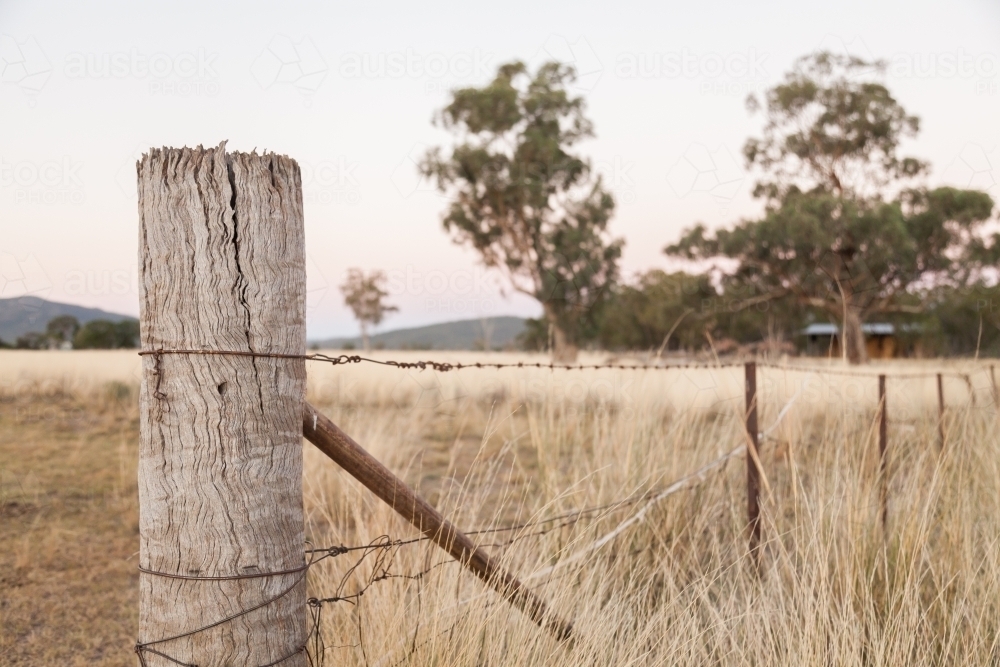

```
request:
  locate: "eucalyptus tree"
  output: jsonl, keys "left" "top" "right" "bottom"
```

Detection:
{"left": 422, "top": 61, "right": 623, "bottom": 362}
{"left": 340, "top": 268, "right": 397, "bottom": 352}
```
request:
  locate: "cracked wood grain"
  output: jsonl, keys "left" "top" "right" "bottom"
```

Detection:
{"left": 137, "top": 142, "right": 307, "bottom": 666}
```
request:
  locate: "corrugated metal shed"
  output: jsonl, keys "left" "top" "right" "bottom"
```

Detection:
{"left": 801, "top": 323, "right": 896, "bottom": 336}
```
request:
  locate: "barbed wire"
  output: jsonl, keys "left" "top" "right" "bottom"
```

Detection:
{"left": 140, "top": 348, "right": 750, "bottom": 372}
{"left": 140, "top": 348, "right": 995, "bottom": 382}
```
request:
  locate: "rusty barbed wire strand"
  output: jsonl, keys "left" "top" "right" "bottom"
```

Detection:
{"left": 139, "top": 348, "right": 747, "bottom": 372}
{"left": 138, "top": 562, "right": 311, "bottom": 581}
{"left": 139, "top": 349, "right": 991, "bottom": 382}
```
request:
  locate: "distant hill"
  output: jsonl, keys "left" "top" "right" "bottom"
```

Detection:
{"left": 0, "top": 296, "right": 135, "bottom": 344}
{"left": 311, "top": 316, "right": 528, "bottom": 351}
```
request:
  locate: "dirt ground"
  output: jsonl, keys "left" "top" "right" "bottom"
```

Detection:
{"left": 0, "top": 387, "right": 140, "bottom": 666}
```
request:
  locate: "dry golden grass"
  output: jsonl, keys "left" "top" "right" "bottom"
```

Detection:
{"left": 1, "top": 350, "right": 999, "bottom": 665}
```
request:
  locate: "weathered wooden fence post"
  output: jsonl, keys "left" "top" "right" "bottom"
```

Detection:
{"left": 136, "top": 144, "right": 307, "bottom": 666}
{"left": 744, "top": 361, "right": 761, "bottom": 564}
{"left": 878, "top": 374, "right": 888, "bottom": 530}
{"left": 962, "top": 373, "right": 977, "bottom": 408}
{"left": 937, "top": 372, "right": 945, "bottom": 449}
{"left": 990, "top": 365, "right": 998, "bottom": 408}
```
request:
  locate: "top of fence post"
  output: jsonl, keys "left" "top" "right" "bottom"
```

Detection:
{"left": 136, "top": 143, "right": 308, "bottom": 666}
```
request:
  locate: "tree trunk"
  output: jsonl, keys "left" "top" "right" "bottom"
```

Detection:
{"left": 843, "top": 307, "right": 867, "bottom": 365}
{"left": 361, "top": 322, "right": 370, "bottom": 352}
{"left": 137, "top": 144, "right": 307, "bottom": 666}
{"left": 544, "top": 305, "right": 579, "bottom": 363}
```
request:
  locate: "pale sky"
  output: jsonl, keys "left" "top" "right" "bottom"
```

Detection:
{"left": 2, "top": 0, "right": 998, "bottom": 338}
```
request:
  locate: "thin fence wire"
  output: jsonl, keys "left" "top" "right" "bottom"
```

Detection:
{"left": 305, "top": 443, "right": 746, "bottom": 667}
{"left": 136, "top": 439, "right": 745, "bottom": 666}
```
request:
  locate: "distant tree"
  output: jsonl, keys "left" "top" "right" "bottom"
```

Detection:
{"left": 516, "top": 318, "right": 549, "bottom": 352}
{"left": 46, "top": 315, "right": 80, "bottom": 346}
{"left": 595, "top": 271, "right": 715, "bottom": 352}
{"left": 73, "top": 320, "right": 116, "bottom": 349}
{"left": 15, "top": 331, "right": 49, "bottom": 349}
{"left": 340, "top": 268, "right": 397, "bottom": 352}
{"left": 920, "top": 283, "right": 1000, "bottom": 357}
{"left": 115, "top": 319, "right": 140, "bottom": 348}
{"left": 666, "top": 52, "right": 995, "bottom": 364}
{"left": 13, "top": 315, "right": 83, "bottom": 350}
{"left": 421, "top": 61, "right": 623, "bottom": 362}
{"left": 711, "top": 280, "right": 808, "bottom": 349}
{"left": 73, "top": 319, "right": 139, "bottom": 349}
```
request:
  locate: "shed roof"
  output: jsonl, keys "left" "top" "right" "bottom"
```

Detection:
{"left": 802, "top": 323, "right": 896, "bottom": 336}
{"left": 803, "top": 323, "right": 838, "bottom": 336}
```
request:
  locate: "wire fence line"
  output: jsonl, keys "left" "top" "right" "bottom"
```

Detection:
{"left": 306, "top": 443, "right": 751, "bottom": 666}
{"left": 135, "top": 349, "right": 997, "bottom": 665}
{"left": 140, "top": 347, "right": 995, "bottom": 381}
{"left": 298, "top": 389, "right": 807, "bottom": 665}
{"left": 135, "top": 431, "right": 754, "bottom": 666}
{"left": 136, "top": 385, "right": 808, "bottom": 666}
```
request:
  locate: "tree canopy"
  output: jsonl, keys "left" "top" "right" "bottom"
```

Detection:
{"left": 12, "top": 315, "right": 137, "bottom": 350}
{"left": 47, "top": 315, "right": 80, "bottom": 344}
{"left": 73, "top": 319, "right": 139, "bottom": 349}
{"left": 422, "top": 60, "right": 623, "bottom": 362}
{"left": 743, "top": 52, "right": 926, "bottom": 201}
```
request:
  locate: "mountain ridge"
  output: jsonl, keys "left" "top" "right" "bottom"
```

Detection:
{"left": 0, "top": 296, "right": 135, "bottom": 344}
{"left": 0, "top": 298, "right": 530, "bottom": 352}
{"left": 311, "top": 316, "right": 528, "bottom": 351}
